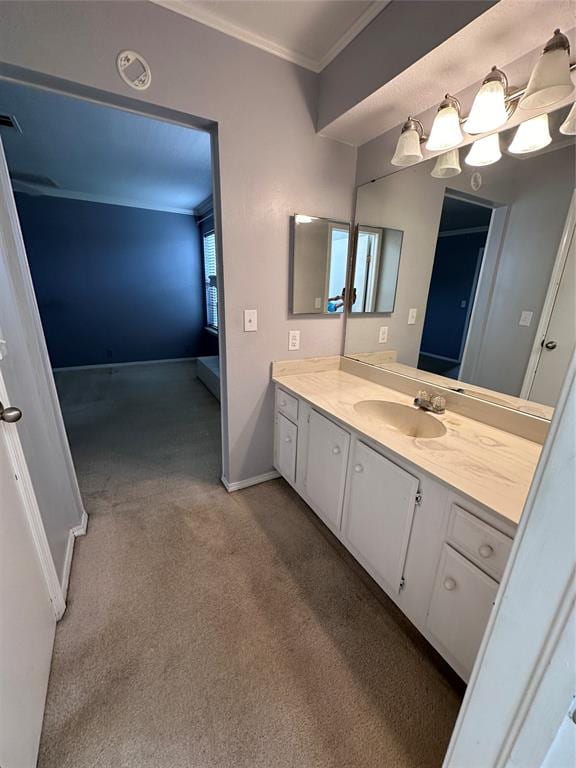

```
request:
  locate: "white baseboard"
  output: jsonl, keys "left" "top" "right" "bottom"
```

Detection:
{"left": 61, "top": 511, "right": 89, "bottom": 601}
{"left": 221, "top": 470, "right": 280, "bottom": 492}
{"left": 53, "top": 357, "right": 197, "bottom": 372}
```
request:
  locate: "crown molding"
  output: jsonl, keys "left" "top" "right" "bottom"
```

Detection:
{"left": 150, "top": 0, "right": 390, "bottom": 73}
{"left": 12, "top": 181, "right": 195, "bottom": 216}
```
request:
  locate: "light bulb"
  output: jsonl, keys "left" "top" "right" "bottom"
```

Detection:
{"left": 520, "top": 29, "right": 574, "bottom": 110}
{"left": 465, "top": 67, "right": 509, "bottom": 134}
{"left": 508, "top": 113, "right": 552, "bottom": 154}
{"left": 391, "top": 118, "right": 424, "bottom": 166}
{"left": 465, "top": 134, "right": 502, "bottom": 167}
{"left": 431, "top": 149, "right": 461, "bottom": 178}
{"left": 426, "top": 95, "right": 463, "bottom": 152}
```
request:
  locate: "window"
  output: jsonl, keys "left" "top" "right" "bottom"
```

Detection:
{"left": 202, "top": 231, "right": 218, "bottom": 330}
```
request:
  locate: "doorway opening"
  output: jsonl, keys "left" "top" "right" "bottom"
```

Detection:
{"left": 0, "top": 77, "right": 224, "bottom": 533}
{"left": 418, "top": 194, "right": 493, "bottom": 380}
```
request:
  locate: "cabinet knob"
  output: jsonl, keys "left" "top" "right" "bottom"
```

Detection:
{"left": 478, "top": 543, "right": 494, "bottom": 558}
{"left": 354, "top": 463, "right": 364, "bottom": 473}
{"left": 284, "top": 436, "right": 292, "bottom": 443}
{"left": 332, "top": 446, "right": 341, "bottom": 455}
{"left": 443, "top": 577, "right": 457, "bottom": 591}
{"left": 280, "top": 400, "right": 287, "bottom": 407}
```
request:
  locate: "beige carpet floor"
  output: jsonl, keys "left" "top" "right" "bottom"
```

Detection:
{"left": 39, "top": 360, "right": 462, "bottom": 768}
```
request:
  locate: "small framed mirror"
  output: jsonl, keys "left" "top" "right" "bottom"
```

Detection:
{"left": 290, "top": 214, "right": 350, "bottom": 315}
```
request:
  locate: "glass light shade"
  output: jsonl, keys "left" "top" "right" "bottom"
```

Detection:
{"left": 465, "top": 134, "right": 502, "bottom": 167}
{"left": 391, "top": 128, "right": 423, "bottom": 166}
{"left": 560, "top": 102, "right": 576, "bottom": 135}
{"left": 508, "top": 114, "right": 552, "bottom": 154}
{"left": 519, "top": 47, "right": 574, "bottom": 110}
{"left": 464, "top": 80, "right": 509, "bottom": 134}
{"left": 431, "top": 149, "right": 461, "bottom": 178}
{"left": 426, "top": 105, "right": 463, "bottom": 151}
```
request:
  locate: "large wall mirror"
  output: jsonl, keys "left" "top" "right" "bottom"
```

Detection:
{"left": 344, "top": 104, "right": 575, "bottom": 417}
{"left": 291, "top": 214, "right": 350, "bottom": 315}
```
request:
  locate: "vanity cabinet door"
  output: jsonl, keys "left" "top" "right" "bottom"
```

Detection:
{"left": 274, "top": 413, "right": 297, "bottom": 485}
{"left": 303, "top": 410, "right": 350, "bottom": 529}
{"left": 426, "top": 544, "right": 498, "bottom": 681}
{"left": 342, "top": 441, "right": 419, "bottom": 596}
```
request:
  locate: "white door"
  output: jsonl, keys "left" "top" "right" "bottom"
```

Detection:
{"left": 0, "top": 373, "right": 57, "bottom": 768}
{"left": 529, "top": 229, "right": 576, "bottom": 406}
{"left": 342, "top": 441, "right": 419, "bottom": 596}
{"left": 0, "top": 136, "right": 83, "bottom": 583}
{"left": 303, "top": 410, "right": 350, "bottom": 529}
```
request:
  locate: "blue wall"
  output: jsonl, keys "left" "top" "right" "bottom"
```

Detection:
{"left": 15, "top": 194, "right": 214, "bottom": 368}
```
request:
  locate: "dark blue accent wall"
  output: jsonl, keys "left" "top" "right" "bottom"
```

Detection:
{"left": 15, "top": 193, "right": 212, "bottom": 368}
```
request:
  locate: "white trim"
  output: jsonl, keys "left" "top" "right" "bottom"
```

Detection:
{"left": 12, "top": 181, "right": 196, "bottom": 216}
{"left": 437, "top": 225, "right": 490, "bottom": 238}
{"left": 151, "top": 0, "right": 390, "bottom": 73}
{"left": 520, "top": 190, "right": 576, "bottom": 399}
{"left": 221, "top": 470, "right": 280, "bottom": 493}
{"left": 53, "top": 356, "right": 197, "bottom": 372}
{"left": 0, "top": 372, "right": 66, "bottom": 620}
{"left": 61, "top": 511, "right": 88, "bottom": 599}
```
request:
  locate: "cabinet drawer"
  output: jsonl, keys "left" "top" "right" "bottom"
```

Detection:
{"left": 275, "top": 388, "right": 298, "bottom": 423}
{"left": 274, "top": 413, "right": 297, "bottom": 484}
{"left": 427, "top": 544, "right": 498, "bottom": 681}
{"left": 447, "top": 505, "right": 513, "bottom": 582}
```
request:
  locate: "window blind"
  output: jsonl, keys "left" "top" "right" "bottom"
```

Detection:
{"left": 202, "top": 231, "right": 218, "bottom": 330}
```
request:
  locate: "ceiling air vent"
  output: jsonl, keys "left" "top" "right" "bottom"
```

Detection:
{"left": 0, "top": 114, "right": 22, "bottom": 132}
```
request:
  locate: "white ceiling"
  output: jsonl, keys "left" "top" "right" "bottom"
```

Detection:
{"left": 152, "top": 0, "right": 389, "bottom": 72}
{"left": 0, "top": 78, "right": 212, "bottom": 214}
{"left": 320, "top": 0, "right": 576, "bottom": 146}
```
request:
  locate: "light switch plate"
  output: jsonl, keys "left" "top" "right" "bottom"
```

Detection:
{"left": 288, "top": 330, "right": 300, "bottom": 351}
{"left": 378, "top": 326, "right": 388, "bottom": 344}
{"left": 519, "top": 310, "right": 533, "bottom": 327}
{"left": 408, "top": 308, "right": 418, "bottom": 325}
{"left": 244, "top": 309, "right": 257, "bottom": 332}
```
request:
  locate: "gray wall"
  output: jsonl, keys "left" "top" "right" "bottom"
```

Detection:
{"left": 0, "top": 1, "right": 356, "bottom": 485}
{"left": 318, "top": 0, "right": 495, "bottom": 132}
{"left": 346, "top": 144, "right": 575, "bottom": 398}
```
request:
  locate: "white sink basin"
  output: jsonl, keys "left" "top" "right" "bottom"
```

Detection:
{"left": 354, "top": 400, "right": 447, "bottom": 439}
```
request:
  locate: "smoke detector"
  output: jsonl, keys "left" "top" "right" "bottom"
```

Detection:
{"left": 116, "top": 50, "right": 151, "bottom": 91}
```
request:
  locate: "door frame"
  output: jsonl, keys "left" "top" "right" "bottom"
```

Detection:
{"left": 520, "top": 190, "right": 576, "bottom": 400}
{"left": 0, "top": 66, "right": 230, "bottom": 500}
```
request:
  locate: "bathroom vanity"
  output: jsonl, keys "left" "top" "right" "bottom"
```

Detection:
{"left": 272, "top": 357, "right": 544, "bottom": 681}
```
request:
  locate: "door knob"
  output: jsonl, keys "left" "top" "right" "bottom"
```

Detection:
{"left": 0, "top": 402, "right": 22, "bottom": 423}
{"left": 544, "top": 340, "right": 557, "bottom": 350}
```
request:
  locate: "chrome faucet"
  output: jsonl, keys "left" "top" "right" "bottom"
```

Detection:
{"left": 414, "top": 389, "right": 446, "bottom": 414}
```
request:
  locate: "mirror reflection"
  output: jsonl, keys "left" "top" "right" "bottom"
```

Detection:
{"left": 350, "top": 226, "right": 403, "bottom": 313}
{"left": 291, "top": 214, "right": 350, "bottom": 315}
{"left": 345, "top": 105, "right": 575, "bottom": 416}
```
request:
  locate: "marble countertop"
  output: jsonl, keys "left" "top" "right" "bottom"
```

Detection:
{"left": 273, "top": 368, "right": 542, "bottom": 526}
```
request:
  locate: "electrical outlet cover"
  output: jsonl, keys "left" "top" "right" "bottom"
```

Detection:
{"left": 288, "top": 330, "right": 300, "bottom": 351}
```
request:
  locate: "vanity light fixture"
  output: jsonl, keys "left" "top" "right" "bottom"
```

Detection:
{"left": 519, "top": 29, "right": 574, "bottom": 110}
{"left": 465, "top": 133, "right": 502, "bottom": 167}
{"left": 430, "top": 149, "right": 461, "bottom": 178}
{"left": 426, "top": 95, "right": 463, "bottom": 152}
{"left": 508, "top": 113, "right": 552, "bottom": 154}
{"left": 391, "top": 117, "right": 425, "bottom": 166}
{"left": 560, "top": 102, "right": 576, "bottom": 134}
{"left": 465, "top": 67, "right": 510, "bottom": 134}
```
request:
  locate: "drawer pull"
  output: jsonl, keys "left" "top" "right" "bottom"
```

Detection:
{"left": 478, "top": 544, "right": 494, "bottom": 558}
{"left": 443, "top": 577, "right": 457, "bottom": 591}
{"left": 280, "top": 399, "right": 287, "bottom": 407}
{"left": 332, "top": 446, "right": 341, "bottom": 455}
{"left": 284, "top": 436, "right": 292, "bottom": 444}
{"left": 354, "top": 463, "right": 364, "bottom": 473}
